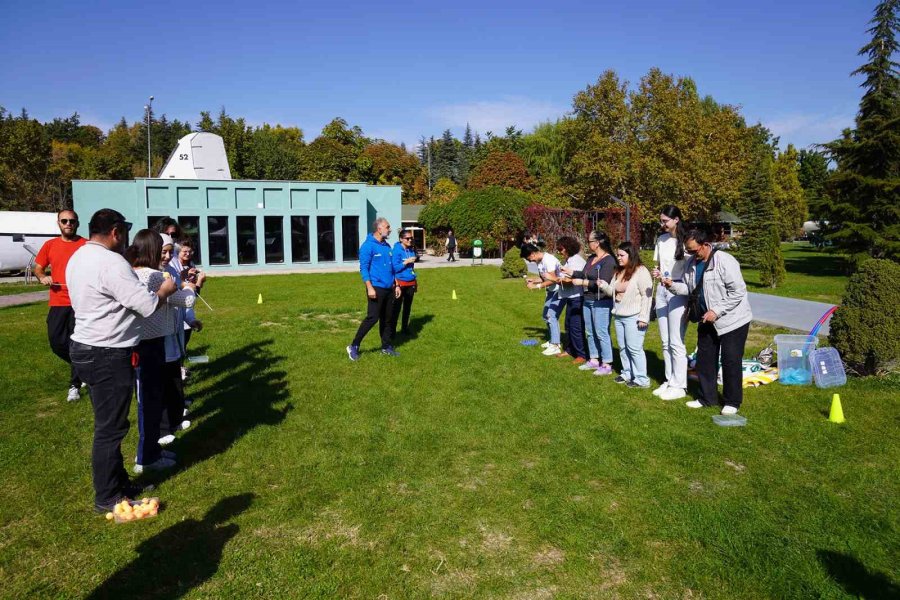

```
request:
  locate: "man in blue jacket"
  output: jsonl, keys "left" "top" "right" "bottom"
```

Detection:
{"left": 347, "top": 218, "right": 402, "bottom": 360}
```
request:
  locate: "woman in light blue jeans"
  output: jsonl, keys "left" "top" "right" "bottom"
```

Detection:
{"left": 598, "top": 242, "right": 654, "bottom": 388}
{"left": 566, "top": 230, "right": 617, "bottom": 375}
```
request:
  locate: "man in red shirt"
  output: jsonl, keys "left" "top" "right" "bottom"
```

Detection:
{"left": 34, "top": 209, "right": 88, "bottom": 401}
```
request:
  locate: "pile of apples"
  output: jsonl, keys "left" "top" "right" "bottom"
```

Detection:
{"left": 106, "top": 497, "right": 159, "bottom": 522}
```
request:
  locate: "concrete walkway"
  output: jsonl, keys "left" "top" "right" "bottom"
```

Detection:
{"left": 0, "top": 290, "right": 48, "bottom": 308}
{"left": 748, "top": 292, "right": 836, "bottom": 335}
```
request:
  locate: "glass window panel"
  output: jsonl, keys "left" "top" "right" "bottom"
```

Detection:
{"left": 207, "top": 216, "right": 230, "bottom": 265}
{"left": 264, "top": 216, "right": 284, "bottom": 264}
{"left": 291, "top": 216, "right": 310, "bottom": 263}
{"left": 178, "top": 216, "right": 201, "bottom": 265}
{"left": 317, "top": 216, "right": 335, "bottom": 262}
{"left": 342, "top": 216, "right": 359, "bottom": 261}
{"left": 237, "top": 216, "right": 257, "bottom": 265}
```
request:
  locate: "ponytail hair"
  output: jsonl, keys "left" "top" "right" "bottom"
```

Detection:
{"left": 660, "top": 204, "right": 686, "bottom": 261}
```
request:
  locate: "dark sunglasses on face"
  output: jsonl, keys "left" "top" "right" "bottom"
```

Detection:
{"left": 59, "top": 219, "right": 78, "bottom": 225}
{"left": 115, "top": 220, "right": 133, "bottom": 231}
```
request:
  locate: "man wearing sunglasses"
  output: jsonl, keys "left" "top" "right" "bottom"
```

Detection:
{"left": 390, "top": 229, "right": 418, "bottom": 337}
{"left": 34, "top": 209, "right": 88, "bottom": 402}
{"left": 67, "top": 209, "right": 177, "bottom": 513}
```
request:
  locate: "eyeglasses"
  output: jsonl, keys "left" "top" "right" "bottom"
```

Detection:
{"left": 402, "top": 237, "right": 413, "bottom": 241}
{"left": 115, "top": 220, "right": 133, "bottom": 232}
{"left": 59, "top": 219, "right": 78, "bottom": 225}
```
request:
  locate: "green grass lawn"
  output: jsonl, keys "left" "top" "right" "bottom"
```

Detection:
{"left": 742, "top": 243, "right": 849, "bottom": 305}
{"left": 0, "top": 281, "right": 43, "bottom": 296}
{"left": 1, "top": 267, "right": 897, "bottom": 598}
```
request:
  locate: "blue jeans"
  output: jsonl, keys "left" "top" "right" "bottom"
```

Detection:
{"left": 542, "top": 291, "right": 562, "bottom": 345}
{"left": 614, "top": 314, "right": 649, "bottom": 386}
{"left": 583, "top": 298, "right": 613, "bottom": 364}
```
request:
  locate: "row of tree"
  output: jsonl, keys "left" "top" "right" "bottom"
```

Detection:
{"left": 1, "top": 0, "right": 896, "bottom": 272}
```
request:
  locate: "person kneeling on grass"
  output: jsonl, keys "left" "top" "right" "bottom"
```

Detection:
{"left": 521, "top": 243, "right": 565, "bottom": 356}
{"left": 661, "top": 228, "right": 752, "bottom": 415}
{"left": 597, "top": 242, "right": 653, "bottom": 388}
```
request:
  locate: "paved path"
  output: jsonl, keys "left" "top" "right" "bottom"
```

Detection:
{"left": 748, "top": 292, "right": 836, "bottom": 335}
{"left": 0, "top": 290, "right": 48, "bottom": 308}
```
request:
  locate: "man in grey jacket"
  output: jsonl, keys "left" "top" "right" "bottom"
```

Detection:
{"left": 662, "top": 228, "right": 752, "bottom": 415}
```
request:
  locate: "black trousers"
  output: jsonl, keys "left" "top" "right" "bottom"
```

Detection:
{"left": 70, "top": 341, "right": 135, "bottom": 505}
{"left": 47, "top": 306, "right": 81, "bottom": 388}
{"left": 159, "top": 361, "right": 185, "bottom": 436}
{"left": 391, "top": 284, "right": 416, "bottom": 336}
{"left": 447, "top": 248, "right": 456, "bottom": 261}
{"left": 696, "top": 321, "right": 750, "bottom": 408}
{"left": 135, "top": 338, "right": 166, "bottom": 465}
{"left": 352, "top": 286, "right": 395, "bottom": 349}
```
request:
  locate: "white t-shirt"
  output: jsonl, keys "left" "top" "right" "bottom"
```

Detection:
{"left": 558, "top": 254, "right": 587, "bottom": 299}
{"left": 653, "top": 233, "right": 687, "bottom": 282}
{"left": 537, "top": 253, "right": 562, "bottom": 293}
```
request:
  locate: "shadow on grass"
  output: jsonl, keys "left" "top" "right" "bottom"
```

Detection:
{"left": 783, "top": 247, "right": 852, "bottom": 277}
{"left": 817, "top": 549, "right": 899, "bottom": 599}
{"left": 86, "top": 493, "right": 254, "bottom": 599}
{"left": 148, "top": 340, "right": 291, "bottom": 484}
{"left": 393, "top": 314, "right": 434, "bottom": 347}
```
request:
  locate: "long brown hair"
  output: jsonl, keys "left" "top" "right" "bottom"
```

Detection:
{"left": 615, "top": 241, "right": 642, "bottom": 281}
{"left": 126, "top": 229, "right": 162, "bottom": 269}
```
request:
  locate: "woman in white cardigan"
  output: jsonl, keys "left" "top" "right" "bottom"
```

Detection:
{"left": 598, "top": 242, "right": 654, "bottom": 388}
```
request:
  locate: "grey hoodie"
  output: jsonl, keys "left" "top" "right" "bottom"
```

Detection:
{"left": 668, "top": 250, "right": 752, "bottom": 335}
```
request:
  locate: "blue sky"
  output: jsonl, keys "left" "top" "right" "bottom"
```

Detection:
{"left": 0, "top": 0, "right": 876, "bottom": 152}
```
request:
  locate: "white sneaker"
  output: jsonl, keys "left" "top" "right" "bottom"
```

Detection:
{"left": 721, "top": 405, "right": 739, "bottom": 415}
{"left": 542, "top": 344, "right": 561, "bottom": 356}
{"left": 66, "top": 386, "right": 80, "bottom": 402}
{"left": 179, "top": 420, "right": 191, "bottom": 431}
{"left": 158, "top": 434, "right": 176, "bottom": 446}
{"left": 685, "top": 400, "right": 704, "bottom": 409}
{"left": 652, "top": 383, "right": 669, "bottom": 397}
{"left": 540, "top": 341, "right": 550, "bottom": 349}
{"left": 133, "top": 456, "right": 176, "bottom": 474}
{"left": 660, "top": 387, "right": 687, "bottom": 401}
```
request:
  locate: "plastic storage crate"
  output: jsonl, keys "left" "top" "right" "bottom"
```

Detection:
{"left": 774, "top": 334, "right": 819, "bottom": 385}
{"left": 808, "top": 347, "right": 847, "bottom": 388}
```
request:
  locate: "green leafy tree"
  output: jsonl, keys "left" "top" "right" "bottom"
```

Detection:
{"left": 797, "top": 149, "right": 830, "bottom": 222}
{"left": 823, "top": 0, "right": 900, "bottom": 265}
{"left": 353, "top": 142, "right": 427, "bottom": 203}
{"left": 430, "top": 177, "right": 459, "bottom": 205}
{"left": 0, "top": 107, "right": 54, "bottom": 210}
{"left": 419, "top": 186, "right": 532, "bottom": 252}
{"left": 244, "top": 125, "right": 304, "bottom": 180}
{"left": 734, "top": 127, "right": 785, "bottom": 287}
{"left": 771, "top": 144, "right": 807, "bottom": 240}
{"left": 433, "top": 129, "right": 460, "bottom": 183}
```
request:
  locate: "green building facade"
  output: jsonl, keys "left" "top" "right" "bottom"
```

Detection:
{"left": 72, "top": 179, "right": 401, "bottom": 272}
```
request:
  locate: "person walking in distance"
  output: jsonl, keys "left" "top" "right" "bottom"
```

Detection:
{"left": 34, "top": 209, "right": 87, "bottom": 402}
{"left": 67, "top": 209, "right": 177, "bottom": 513}
{"left": 445, "top": 229, "right": 457, "bottom": 262}
{"left": 347, "top": 218, "right": 401, "bottom": 360}
{"left": 391, "top": 228, "right": 418, "bottom": 337}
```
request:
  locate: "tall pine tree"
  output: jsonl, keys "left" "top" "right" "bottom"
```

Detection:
{"left": 735, "top": 126, "right": 786, "bottom": 287}
{"left": 824, "top": 0, "right": 900, "bottom": 265}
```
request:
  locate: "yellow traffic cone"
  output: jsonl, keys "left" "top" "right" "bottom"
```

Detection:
{"left": 828, "top": 393, "right": 845, "bottom": 424}
{"left": 451, "top": 289, "right": 458, "bottom": 300}
{"left": 257, "top": 293, "right": 263, "bottom": 305}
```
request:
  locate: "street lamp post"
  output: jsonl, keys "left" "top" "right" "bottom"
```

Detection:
{"left": 144, "top": 96, "right": 154, "bottom": 177}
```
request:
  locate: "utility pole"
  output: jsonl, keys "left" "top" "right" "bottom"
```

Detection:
{"left": 144, "top": 96, "right": 154, "bottom": 177}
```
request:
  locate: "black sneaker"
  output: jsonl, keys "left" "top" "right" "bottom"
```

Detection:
{"left": 626, "top": 381, "right": 650, "bottom": 389}
{"left": 614, "top": 376, "right": 628, "bottom": 384}
{"left": 94, "top": 482, "right": 155, "bottom": 513}
{"left": 381, "top": 346, "right": 400, "bottom": 357}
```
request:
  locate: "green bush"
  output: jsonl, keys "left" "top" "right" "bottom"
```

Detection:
{"left": 500, "top": 246, "right": 527, "bottom": 279}
{"left": 828, "top": 259, "right": 900, "bottom": 375}
{"left": 419, "top": 186, "right": 533, "bottom": 252}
